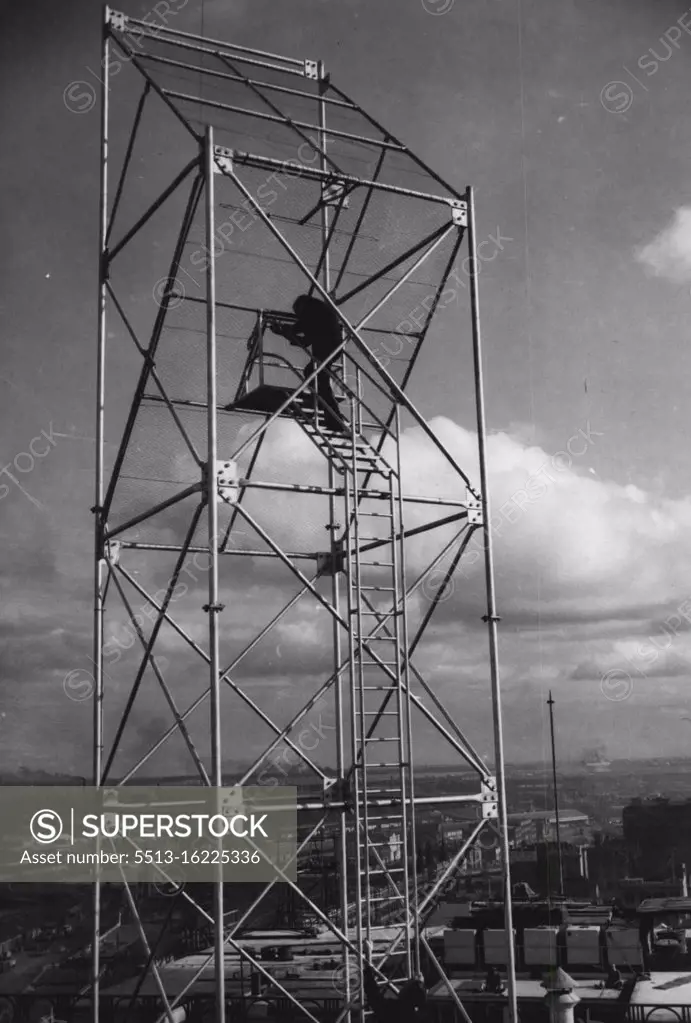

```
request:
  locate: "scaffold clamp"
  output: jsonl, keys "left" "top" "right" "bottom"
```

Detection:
{"left": 316, "top": 544, "right": 344, "bottom": 577}
{"left": 466, "top": 492, "right": 483, "bottom": 525}
{"left": 449, "top": 199, "right": 468, "bottom": 227}
{"left": 323, "top": 777, "right": 339, "bottom": 801}
{"left": 104, "top": 540, "right": 122, "bottom": 567}
{"left": 304, "top": 59, "right": 321, "bottom": 81}
{"left": 213, "top": 146, "right": 234, "bottom": 174}
{"left": 481, "top": 778, "right": 498, "bottom": 819}
{"left": 107, "top": 9, "right": 127, "bottom": 32}
{"left": 322, "top": 180, "right": 350, "bottom": 208}
{"left": 215, "top": 460, "right": 239, "bottom": 503}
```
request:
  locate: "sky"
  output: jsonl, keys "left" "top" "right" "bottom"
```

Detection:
{"left": 2, "top": 0, "right": 691, "bottom": 778}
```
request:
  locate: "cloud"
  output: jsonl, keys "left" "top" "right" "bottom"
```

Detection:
{"left": 11, "top": 412, "right": 691, "bottom": 773}
{"left": 637, "top": 207, "right": 691, "bottom": 283}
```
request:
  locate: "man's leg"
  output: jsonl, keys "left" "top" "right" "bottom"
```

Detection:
{"left": 317, "top": 371, "right": 347, "bottom": 432}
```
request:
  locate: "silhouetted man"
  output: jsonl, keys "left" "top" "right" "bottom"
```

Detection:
{"left": 270, "top": 294, "right": 347, "bottom": 432}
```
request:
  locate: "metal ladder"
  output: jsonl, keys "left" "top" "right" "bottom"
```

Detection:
{"left": 339, "top": 413, "right": 415, "bottom": 982}
{"left": 292, "top": 386, "right": 417, "bottom": 1001}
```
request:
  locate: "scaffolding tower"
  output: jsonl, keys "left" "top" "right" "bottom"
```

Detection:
{"left": 93, "top": 7, "right": 517, "bottom": 1022}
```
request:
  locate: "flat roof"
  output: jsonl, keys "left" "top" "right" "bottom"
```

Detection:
{"left": 508, "top": 810, "right": 588, "bottom": 823}
{"left": 638, "top": 898, "right": 691, "bottom": 915}
{"left": 428, "top": 978, "right": 622, "bottom": 1003}
{"left": 430, "top": 973, "right": 691, "bottom": 1007}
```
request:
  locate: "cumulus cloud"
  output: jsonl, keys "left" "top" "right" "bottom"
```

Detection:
{"left": 637, "top": 207, "right": 691, "bottom": 283}
{"left": 11, "top": 412, "right": 691, "bottom": 773}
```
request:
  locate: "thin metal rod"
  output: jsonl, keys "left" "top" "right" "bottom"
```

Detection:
{"left": 106, "top": 81, "right": 151, "bottom": 245}
{"left": 122, "top": 525, "right": 487, "bottom": 783}
{"left": 333, "top": 146, "right": 387, "bottom": 295}
{"left": 118, "top": 871, "right": 177, "bottom": 1023}
{"left": 371, "top": 229, "right": 465, "bottom": 459}
{"left": 293, "top": 792, "right": 488, "bottom": 812}
{"left": 317, "top": 70, "right": 352, "bottom": 1006}
{"left": 122, "top": 13, "right": 306, "bottom": 67}
{"left": 102, "top": 172, "right": 204, "bottom": 521}
{"left": 163, "top": 87, "right": 399, "bottom": 157}
{"left": 110, "top": 34, "right": 202, "bottom": 140}
{"left": 109, "top": 570, "right": 210, "bottom": 784}
{"left": 180, "top": 294, "right": 417, "bottom": 330}
{"left": 216, "top": 54, "right": 343, "bottom": 174}
{"left": 141, "top": 52, "right": 358, "bottom": 109}
{"left": 421, "top": 933, "right": 474, "bottom": 1023}
{"left": 101, "top": 505, "right": 204, "bottom": 783}
{"left": 337, "top": 223, "right": 449, "bottom": 305}
{"left": 396, "top": 405, "right": 419, "bottom": 976}
{"left": 116, "top": 570, "right": 323, "bottom": 785}
{"left": 326, "top": 80, "right": 464, "bottom": 201}
{"left": 205, "top": 126, "right": 226, "bottom": 1023}
{"left": 408, "top": 531, "right": 470, "bottom": 658}
{"left": 123, "top": 892, "right": 181, "bottom": 1019}
{"left": 377, "top": 818, "right": 487, "bottom": 970}
{"left": 92, "top": 14, "right": 109, "bottom": 1023}
{"left": 221, "top": 430, "right": 265, "bottom": 550}
{"left": 106, "top": 283, "right": 202, "bottom": 468}
{"left": 231, "top": 149, "right": 460, "bottom": 206}
{"left": 547, "top": 690, "right": 564, "bottom": 896}
{"left": 105, "top": 482, "right": 200, "bottom": 540}
{"left": 164, "top": 818, "right": 328, "bottom": 1016}
{"left": 107, "top": 156, "right": 200, "bottom": 262}
{"left": 467, "top": 184, "right": 518, "bottom": 1023}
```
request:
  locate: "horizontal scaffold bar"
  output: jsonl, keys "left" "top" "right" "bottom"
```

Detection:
{"left": 115, "top": 13, "right": 308, "bottom": 71}
{"left": 294, "top": 792, "right": 492, "bottom": 813}
{"left": 140, "top": 52, "right": 360, "bottom": 111}
{"left": 229, "top": 150, "right": 462, "bottom": 206}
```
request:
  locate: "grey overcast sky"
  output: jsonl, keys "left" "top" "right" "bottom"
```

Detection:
{"left": 3, "top": 0, "right": 691, "bottom": 776}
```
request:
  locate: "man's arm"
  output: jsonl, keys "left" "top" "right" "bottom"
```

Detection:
{"left": 266, "top": 318, "right": 308, "bottom": 349}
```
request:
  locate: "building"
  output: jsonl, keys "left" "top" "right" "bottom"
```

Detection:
{"left": 623, "top": 798, "right": 691, "bottom": 880}
{"left": 510, "top": 809, "right": 590, "bottom": 847}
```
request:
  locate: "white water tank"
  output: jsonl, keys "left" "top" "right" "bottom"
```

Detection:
{"left": 443, "top": 929, "right": 476, "bottom": 965}
{"left": 565, "top": 925, "right": 601, "bottom": 966}
{"left": 524, "top": 926, "right": 559, "bottom": 966}
{"left": 484, "top": 929, "right": 515, "bottom": 965}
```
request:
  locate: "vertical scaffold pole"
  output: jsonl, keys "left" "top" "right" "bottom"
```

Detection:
{"left": 92, "top": 9, "right": 109, "bottom": 1022}
{"left": 205, "top": 125, "right": 227, "bottom": 1023}
{"left": 318, "top": 59, "right": 352, "bottom": 1015}
{"left": 467, "top": 185, "right": 518, "bottom": 1023}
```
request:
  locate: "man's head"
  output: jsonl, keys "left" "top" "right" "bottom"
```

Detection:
{"left": 293, "top": 294, "right": 315, "bottom": 316}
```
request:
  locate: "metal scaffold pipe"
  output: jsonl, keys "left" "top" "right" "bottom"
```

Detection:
{"left": 467, "top": 184, "right": 519, "bottom": 1023}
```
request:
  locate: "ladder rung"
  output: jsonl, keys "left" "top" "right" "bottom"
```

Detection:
{"left": 366, "top": 762, "right": 405, "bottom": 768}
{"left": 359, "top": 511, "right": 393, "bottom": 518}
{"left": 358, "top": 561, "right": 395, "bottom": 567}
{"left": 360, "top": 736, "right": 399, "bottom": 742}
{"left": 362, "top": 635, "right": 396, "bottom": 641}
{"left": 370, "top": 868, "right": 406, "bottom": 875}
{"left": 370, "top": 895, "right": 406, "bottom": 903}
{"left": 356, "top": 610, "right": 400, "bottom": 617}
{"left": 362, "top": 711, "right": 399, "bottom": 716}
{"left": 361, "top": 661, "right": 397, "bottom": 666}
{"left": 362, "top": 686, "right": 397, "bottom": 691}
